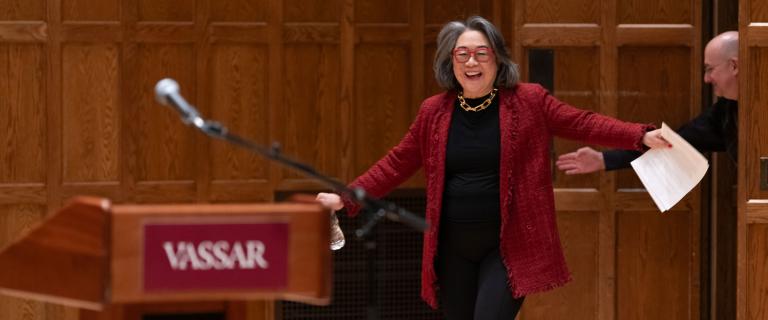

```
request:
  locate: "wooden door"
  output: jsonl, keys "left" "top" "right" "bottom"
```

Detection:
{"left": 737, "top": 0, "right": 768, "bottom": 319}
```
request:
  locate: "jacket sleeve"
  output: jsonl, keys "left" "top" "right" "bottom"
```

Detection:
{"left": 602, "top": 101, "right": 727, "bottom": 171}
{"left": 341, "top": 105, "right": 427, "bottom": 217}
{"left": 603, "top": 149, "right": 642, "bottom": 170}
{"left": 537, "top": 85, "right": 654, "bottom": 150}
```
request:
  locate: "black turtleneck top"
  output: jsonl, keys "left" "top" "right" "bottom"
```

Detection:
{"left": 442, "top": 91, "right": 501, "bottom": 222}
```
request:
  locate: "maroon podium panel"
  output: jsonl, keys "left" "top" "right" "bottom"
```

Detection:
{"left": 144, "top": 223, "right": 289, "bottom": 291}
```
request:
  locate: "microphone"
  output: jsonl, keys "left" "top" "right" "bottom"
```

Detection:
{"left": 154, "top": 78, "right": 202, "bottom": 126}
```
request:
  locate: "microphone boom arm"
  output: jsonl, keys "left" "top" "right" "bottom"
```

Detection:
{"left": 155, "top": 79, "right": 428, "bottom": 237}
{"left": 199, "top": 121, "right": 428, "bottom": 237}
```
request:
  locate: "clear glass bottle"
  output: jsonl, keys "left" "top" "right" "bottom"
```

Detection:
{"left": 329, "top": 210, "right": 345, "bottom": 250}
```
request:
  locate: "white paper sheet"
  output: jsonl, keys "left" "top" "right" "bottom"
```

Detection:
{"left": 630, "top": 123, "right": 709, "bottom": 212}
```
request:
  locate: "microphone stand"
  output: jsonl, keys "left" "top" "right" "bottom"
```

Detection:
{"left": 189, "top": 120, "right": 428, "bottom": 238}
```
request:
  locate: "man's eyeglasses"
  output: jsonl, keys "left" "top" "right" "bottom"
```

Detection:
{"left": 453, "top": 47, "right": 494, "bottom": 63}
{"left": 704, "top": 60, "right": 731, "bottom": 75}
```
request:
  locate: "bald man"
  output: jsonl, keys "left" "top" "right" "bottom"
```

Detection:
{"left": 556, "top": 31, "right": 739, "bottom": 174}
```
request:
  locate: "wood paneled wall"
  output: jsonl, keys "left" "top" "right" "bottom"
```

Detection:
{"left": 738, "top": 0, "right": 768, "bottom": 319}
{"left": 0, "top": 0, "right": 701, "bottom": 319}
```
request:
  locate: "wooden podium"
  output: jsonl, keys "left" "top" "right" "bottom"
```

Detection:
{"left": 0, "top": 196, "right": 332, "bottom": 320}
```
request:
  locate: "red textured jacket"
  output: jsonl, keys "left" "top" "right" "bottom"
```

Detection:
{"left": 343, "top": 83, "right": 652, "bottom": 309}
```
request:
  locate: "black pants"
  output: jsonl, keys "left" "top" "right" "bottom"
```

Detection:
{"left": 436, "top": 220, "right": 525, "bottom": 320}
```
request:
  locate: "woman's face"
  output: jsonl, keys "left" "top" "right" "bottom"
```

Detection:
{"left": 452, "top": 30, "right": 498, "bottom": 98}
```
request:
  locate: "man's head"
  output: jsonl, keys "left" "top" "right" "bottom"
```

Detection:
{"left": 704, "top": 31, "right": 739, "bottom": 100}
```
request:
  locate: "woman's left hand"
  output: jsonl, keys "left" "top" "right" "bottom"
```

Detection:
{"left": 642, "top": 129, "right": 672, "bottom": 149}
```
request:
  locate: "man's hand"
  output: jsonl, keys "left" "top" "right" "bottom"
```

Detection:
{"left": 556, "top": 147, "right": 606, "bottom": 175}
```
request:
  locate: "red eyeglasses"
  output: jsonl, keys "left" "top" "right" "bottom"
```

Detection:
{"left": 453, "top": 47, "right": 494, "bottom": 63}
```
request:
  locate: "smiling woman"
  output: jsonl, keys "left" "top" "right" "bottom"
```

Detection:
{"left": 433, "top": 16, "right": 518, "bottom": 97}
{"left": 451, "top": 31, "right": 498, "bottom": 98}
{"left": 316, "top": 15, "right": 671, "bottom": 320}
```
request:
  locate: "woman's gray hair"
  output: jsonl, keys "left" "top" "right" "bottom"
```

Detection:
{"left": 433, "top": 16, "right": 519, "bottom": 90}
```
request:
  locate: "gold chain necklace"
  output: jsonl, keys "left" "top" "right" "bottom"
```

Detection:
{"left": 458, "top": 88, "right": 498, "bottom": 112}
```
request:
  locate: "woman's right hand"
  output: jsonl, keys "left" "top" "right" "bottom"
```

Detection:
{"left": 317, "top": 192, "right": 346, "bottom": 251}
{"left": 316, "top": 192, "right": 344, "bottom": 211}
